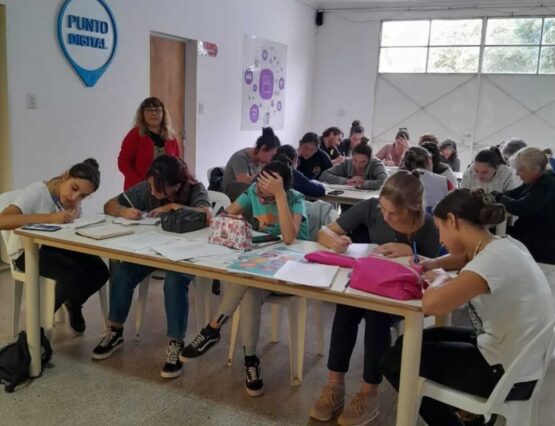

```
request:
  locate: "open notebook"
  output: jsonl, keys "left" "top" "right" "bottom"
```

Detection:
{"left": 76, "top": 224, "right": 134, "bottom": 240}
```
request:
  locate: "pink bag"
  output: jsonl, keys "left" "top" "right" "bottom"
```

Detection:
{"left": 305, "top": 251, "right": 423, "bottom": 300}
{"left": 208, "top": 214, "right": 253, "bottom": 251}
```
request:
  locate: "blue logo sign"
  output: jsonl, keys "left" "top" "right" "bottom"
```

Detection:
{"left": 57, "top": 0, "right": 118, "bottom": 87}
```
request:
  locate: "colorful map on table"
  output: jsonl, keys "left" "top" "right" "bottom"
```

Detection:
{"left": 227, "top": 247, "right": 306, "bottom": 278}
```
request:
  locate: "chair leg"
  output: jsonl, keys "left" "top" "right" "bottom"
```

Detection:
{"left": 313, "top": 301, "right": 325, "bottom": 356}
{"left": 135, "top": 278, "right": 150, "bottom": 341}
{"left": 193, "top": 277, "right": 211, "bottom": 332}
{"left": 98, "top": 284, "right": 109, "bottom": 330}
{"left": 227, "top": 309, "right": 240, "bottom": 366}
{"left": 287, "top": 297, "right": 308, "bottom": 386}
{"left": 12, "top": 280, "right": 23, "bottom": 337}
{"left": 271, "top": 304, "right": 282, "bottom": 343}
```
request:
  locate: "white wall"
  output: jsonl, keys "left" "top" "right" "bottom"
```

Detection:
{"left": 312, "top": 5, "right": 555, "bottom": 169}
{"left": 2, "top": 0, "right": 316, "bottom": 211}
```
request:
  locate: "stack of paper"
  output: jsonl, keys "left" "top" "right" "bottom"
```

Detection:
{"left": 76, "top": 224, "right": 134, "bottom": 240}
{"left": 154, "top": 241, "right": 236, "bottom": 262}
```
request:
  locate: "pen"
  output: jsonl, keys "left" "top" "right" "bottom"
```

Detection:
{"left": 412, "top": 241, "right": 419, "bottom": 264}
{"left": 122, "top": 193, "right": 136, "bottom": 210}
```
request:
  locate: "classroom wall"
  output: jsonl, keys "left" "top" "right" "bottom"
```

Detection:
{"left": 312, "top": 5, "right": 555, "bottom": 169}
{"left": 2, "top": 0, "right": 316, "bottom": 212}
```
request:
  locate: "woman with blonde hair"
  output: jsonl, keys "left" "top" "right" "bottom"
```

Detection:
{"left": 310, "top": 171, "right": 440, "bottom": 425}
{"left": 118, "top": 97, "right": 180, "bottom": 189}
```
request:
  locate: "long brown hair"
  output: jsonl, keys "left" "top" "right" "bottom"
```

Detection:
{"left": 379, "top": 170, "right": 425, "bottom": 229}
{"left": 134, "top": 97, "right": 175, "bottom": 140}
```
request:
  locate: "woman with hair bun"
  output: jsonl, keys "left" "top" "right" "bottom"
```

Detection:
{"left": 221, "top": 127, "right": 281, "bottom": 193}
{"left": 118, "top": 97, "right": 180, "bottom": 190}
{"left": 338, "top": 120, "right": 365, "bottom": 157}
{"left": 461, "top": 146, "right": 520, "bottom": 193}
{"left": 382, "top": 188, "right": 554, "bottom": 426}
{"left": 310, "top": 171, "right": 440, "bottom": 425}
{"left": 0, "top": 158, "right": 109, "bottom": 335}
{"left": 494, "top": 147, "right": 555, "bottom": 263}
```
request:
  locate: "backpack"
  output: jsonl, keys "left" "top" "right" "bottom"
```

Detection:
{"left": 0, "top": 328, "right": 53, "bottom": 393}
{"left": 208, "top": 167, "right": 224, "bottom": 192}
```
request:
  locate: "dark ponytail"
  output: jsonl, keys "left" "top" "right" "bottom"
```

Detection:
{"left": 274, "top": 145, "right": 297, "bottom": 166}
{"left": 255, "top": 127, "right": 281, "bottom": 151}
{"left": 433, "top": 188, "right": 506, "bottom": 226}
{"left": 68, "top": 158, "right": 100, "bottom": 190}
{"left": 350, "top": 120, "right": 364, "bottom": 136}
{"left": 420, "top": 141, "right": 448, "bottom": 174}
{"left": 402, "top": 146, "right": 430, "bottom": 171}
{"left": 475, "top": 146, "right": 506, "bottom": 168}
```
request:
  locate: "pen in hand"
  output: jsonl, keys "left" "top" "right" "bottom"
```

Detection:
{"left": 412, "top": 241, "right": 420, "bottom": 264}
{"left": 122, "top": 193, "right": 137, "bottom": 210}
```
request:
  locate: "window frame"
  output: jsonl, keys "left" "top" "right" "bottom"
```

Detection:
{"left": 378, "top": 16, "right": 555, "bottom": 75}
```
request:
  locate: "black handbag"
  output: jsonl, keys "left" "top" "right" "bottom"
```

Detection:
{"left": 0, "top": 328, "right": 52, "bottom": 393}
{"left": 160, "top": 208, "right": 208, "bottom": 234}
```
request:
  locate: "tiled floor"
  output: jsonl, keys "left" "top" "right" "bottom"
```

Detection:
{"left": 0, "top": 268, "right": 553, "bottom": 425}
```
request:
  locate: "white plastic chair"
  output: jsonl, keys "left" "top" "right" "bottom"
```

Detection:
{"left": 416, "top": 318, "right": 555, "bottom": 426}
{"left": 226, "top": 296, "right": 324, "bottom": 386}
{"left": 226, "top": 200, "right": 337, "bottom": 386}
{"left": 132, "top": 191, "right": 232, "bottom": 339}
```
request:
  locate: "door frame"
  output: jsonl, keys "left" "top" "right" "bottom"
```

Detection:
{"left": 0, "top": 4, "right": 11, "bottom": 193}
{"left": 150, "top": 31, "right": 198, "bottom": 175}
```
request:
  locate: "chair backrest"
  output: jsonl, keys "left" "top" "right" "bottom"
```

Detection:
{"left": 306, "top": 199, "right": 337, "bottom": 242}
{"left": 486, "top": 318, "right": 555, "bottom": 411}
{"left": 207, "top": 190, "right": 231, "bottom": 216}
{"left": 0, "top": 190, "right": 23, "bottom": 277}
{"left": 207, "top": 167, "right": 225, "bottom": 192}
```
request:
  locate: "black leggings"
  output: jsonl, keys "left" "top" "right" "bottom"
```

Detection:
{"left": 15, "top": 246, "right": 109, "bottom": 311}
{"left": 382, "top": 327, "right": 519, "bottom": 426}
{"left": 327, "top": 304, "right": 401, "bottom": 384}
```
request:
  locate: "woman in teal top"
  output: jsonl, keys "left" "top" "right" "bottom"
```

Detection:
{"left": 179, "top": 156, "right": 309, "bottom": 397}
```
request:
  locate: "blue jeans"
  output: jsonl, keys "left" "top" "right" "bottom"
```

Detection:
{"left": 109, "top": 262, "right": 192, "bottom": 339}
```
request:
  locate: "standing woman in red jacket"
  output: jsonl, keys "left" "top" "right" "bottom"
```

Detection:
{"left": 118, "top": 97, "right": 181, "bottom": 189}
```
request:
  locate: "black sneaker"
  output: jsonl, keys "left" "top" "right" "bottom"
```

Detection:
{"left": 92, "top": 327, "right": 124, "bottom": 360}
{"left": 244, "top": 357, "right": 264, "bottom": 397}
{"left": 179, "top": 327, "right": 220, "bottom": 362}
{"left": 161, "top": 340, "right": 184, "bottom": 379}
{"left": 63, "top": 301, "right": 86, "bottom": 335}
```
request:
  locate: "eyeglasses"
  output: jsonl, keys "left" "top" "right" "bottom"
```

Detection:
{"left": 145, "top": 107, "right": 163, "bottom": 114}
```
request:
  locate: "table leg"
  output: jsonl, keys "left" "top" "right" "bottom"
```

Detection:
{"left": 23, "top": 237, "right": 41, "bottom": 377}
{"left": 395, "top": 311, "right": 423, "bottom": 426}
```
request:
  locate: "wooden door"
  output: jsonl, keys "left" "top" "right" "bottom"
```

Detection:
{"left": 150, "top": 36, "right": 186, "bottom": 160}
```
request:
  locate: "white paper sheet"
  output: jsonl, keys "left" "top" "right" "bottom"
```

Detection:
{"left": 59, "top": 215, "right": 106, "bottom": 229}
{"left": 109, "top": 231, "right": 177, "bottom": 251}
{"left": 153, "top": 241, "right": 237, "bottom": 261}
{"left": 274, "top": 261, "right": 338, "bottom": 288}
{"left": 343, "top": 243, "right": 379, "bottom": 258}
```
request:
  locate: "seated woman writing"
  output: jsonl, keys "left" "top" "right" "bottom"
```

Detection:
{"left": 382, "top": 189, "right": 554, "bottom": 426}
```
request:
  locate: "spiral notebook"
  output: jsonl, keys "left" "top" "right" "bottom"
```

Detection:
{"left": 76, "top": 224, "right": 134, "bottom": 240}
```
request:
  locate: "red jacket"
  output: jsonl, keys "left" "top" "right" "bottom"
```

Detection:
{"left": 118, "top": 127, "right": 180, "bottom": 189}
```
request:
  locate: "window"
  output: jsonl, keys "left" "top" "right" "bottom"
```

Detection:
{"left": 379, "top": 19, "right": 482, "bottom": 73}
{"left": 379, "top": 17, "right": 555, "bottom": 74}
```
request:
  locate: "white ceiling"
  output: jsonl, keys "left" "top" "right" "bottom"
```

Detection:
{"left": 300, "top": 0, "right": 552, "bottom": 10}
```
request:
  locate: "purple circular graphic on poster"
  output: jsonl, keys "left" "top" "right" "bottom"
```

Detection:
{"left": 259, "top": 69, "right": 274, "bottom": 100}
{"left": 253, "top": 84, "right": 257, "bottom": 92}
{"left": 279, "top": 78, "right": 285, "bottom": 90}
{"left": 277, "top": 101, "right": 282, "bottom": 111}
{"left": 249, "top": 105, "right": 259, "bottom": 123}
{"left": 262, "top": 49, "right": 268, "bottom": 60}
{"left": 244, "top": 70, "right": 253, "bottom": 85}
